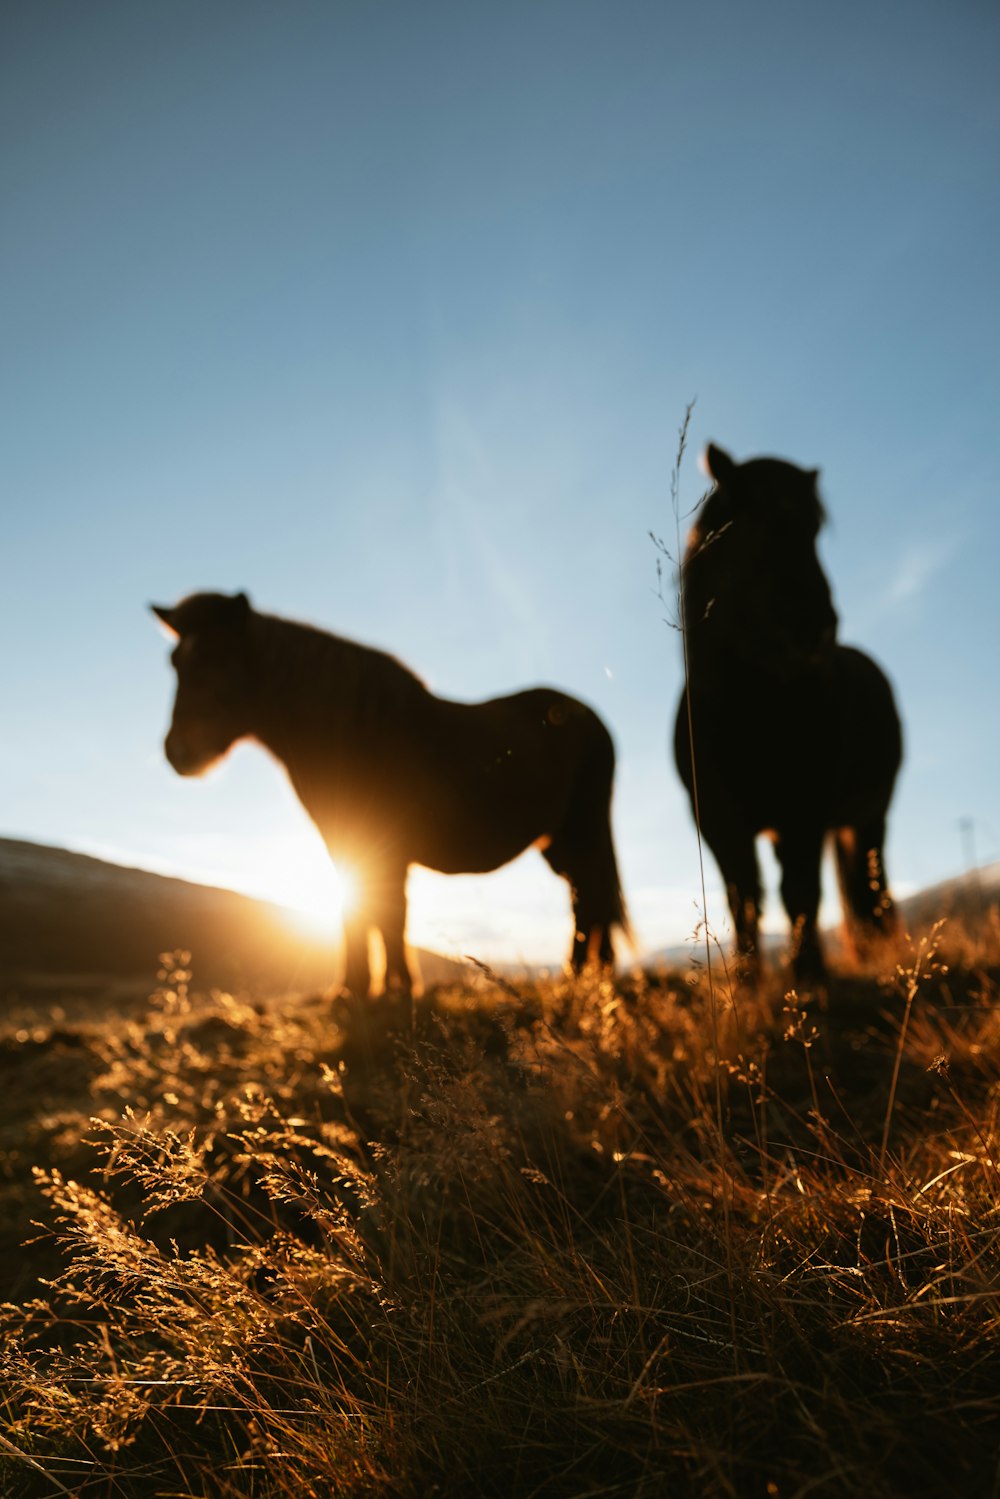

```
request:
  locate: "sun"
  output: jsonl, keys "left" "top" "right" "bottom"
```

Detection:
{"left": 243, "top": 831, "right": 356, "bottom": 941}
{"left": 278, "top": 862, "right": 354, "bottom": 940}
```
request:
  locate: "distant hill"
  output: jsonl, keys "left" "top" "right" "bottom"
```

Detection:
{"left": 644, "top": 862, "right": 1000, "bottom": 970}
{"left": 4, "top": 838, "right": 995, "bottom": 1007}
{"left": 896, "top": 860, "right": 1000, "bottom": 928}
{"left": 0, "top": 838, "right": 468, "bottom": 1003}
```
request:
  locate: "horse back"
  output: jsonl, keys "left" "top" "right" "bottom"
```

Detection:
{"left": 823, "top": 644, "right": 902, "bottom": 822}
{"left": 397, "top": 685, "right": 615, "bottom": 874}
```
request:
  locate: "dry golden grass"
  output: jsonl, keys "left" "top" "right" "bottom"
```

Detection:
{"left": 1, "top": 918, "right": 1000, "bottom": 1497}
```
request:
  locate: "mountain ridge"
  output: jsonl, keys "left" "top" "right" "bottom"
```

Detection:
{"left": 0, "top": 836, "right": 468, "bottom": 1001}
{"left": 2, "top": 836, "right": 997, "bottom": 1005}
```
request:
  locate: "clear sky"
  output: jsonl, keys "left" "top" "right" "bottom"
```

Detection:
{"left": 3, "top": 0, "right": 998, "bottom": 967}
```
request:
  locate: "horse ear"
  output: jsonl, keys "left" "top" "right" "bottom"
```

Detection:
{"left": 233, "top": 591, "right": 251, "bottom": 622}
{"left": 704, "top": 443, "right": 737, "bottom": 488}
{"left": 150, "top": 604, "right": 179, "bottom": 638}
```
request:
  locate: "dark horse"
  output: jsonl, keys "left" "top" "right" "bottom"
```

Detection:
{"left": 674, "top": 444, "right": 902, "bottom": 983}
{"left": 153, "top": 592, "right": 628, "bottom": 997}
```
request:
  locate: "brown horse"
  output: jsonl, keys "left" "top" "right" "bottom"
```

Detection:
{"left": 153, "top": 592, "right": 628, "bottom": 996}
{"left": 674, "top": 444, "right": 902, "bottom": 983}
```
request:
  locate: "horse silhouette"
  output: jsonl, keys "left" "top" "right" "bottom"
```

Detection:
{"left": 674, "top": 444, "right": 902, "bottom": 983}
{"left": 153, "top": 592, "right": 628, "bottom": 997}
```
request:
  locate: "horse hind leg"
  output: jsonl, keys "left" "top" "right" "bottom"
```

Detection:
{"left": 568, "top": 866, "right": 619, "bottom": 971}
{"left": 835, "top": 821, "right": 896, "bottom": 966}
{"left": 542, "top": 822, "right": 627, "bottom": 973}
{"left": 572, "top": 863, "right": 617, "bottom": 971}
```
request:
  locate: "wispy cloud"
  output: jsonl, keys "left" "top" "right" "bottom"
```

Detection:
{"left": 429, "top": 392, "right": 550, "bottom": 678}
{"left": 852, "top": 529, "right": 965, "bottom": 632}
{"left": 885, "top": 538, "right": 955, "bottom": 606}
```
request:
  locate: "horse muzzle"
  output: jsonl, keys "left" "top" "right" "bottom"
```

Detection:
{"left": 164, "top": 731, "right": 211, "bottom": 777}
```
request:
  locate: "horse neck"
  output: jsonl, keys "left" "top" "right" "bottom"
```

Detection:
{"left": 246, "top": 613, "right": 428, "bottom": 765}
{"left": 680, "top": 551, "right": 726, "bottom": 682}
{"left": 679, "top": 554, "right": 764, "bottom": 704}
{"left": 683, "top": 634, "right": 746, "bottom": 700}
{"left": 681, "top": 599, "right": 826, "bottom": 709}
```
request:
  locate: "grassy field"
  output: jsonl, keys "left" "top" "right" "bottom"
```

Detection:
{"left": 2, "top": 918, "right": 1000, "bottom": 1498}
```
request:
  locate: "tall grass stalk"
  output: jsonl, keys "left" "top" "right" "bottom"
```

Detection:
{"left": 878, "top": 922, "right": 945, "bottom": 1177}
{"left": 662, "top": 400, "right": 742, "bottom": 1360}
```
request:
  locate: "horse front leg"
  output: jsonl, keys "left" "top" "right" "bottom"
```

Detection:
{"left": 371, "top": 867, "right": 413, "bottom": 999}
{"left": 700, "top": 817, "right": 762, "bottom": 983}
{"left": 775, "top": 825, "right": 827, "bottom": 986}
{"left": 676, "top": 706, "right": 761, "bottom": 982}
{"left": 341, "top": 904, "right": 372, "bottom": 999}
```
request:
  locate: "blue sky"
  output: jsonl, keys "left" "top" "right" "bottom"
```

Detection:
{"left": 3, "top": 0, "right": 998, "bottom": 965}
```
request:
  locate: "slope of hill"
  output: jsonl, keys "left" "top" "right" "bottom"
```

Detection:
{"left": 0, "top": 837, "right": 467, "bottom": 1001}
{"left": 643, "top": 862, "right": 1000, "bottom": 970}
{"left": 3, "top": 836, "right": 995, "bottom": 1008}
{"left": 897, "top": 859, "right": 1000, "bottom": 926}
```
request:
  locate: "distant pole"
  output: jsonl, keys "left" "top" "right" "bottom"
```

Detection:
{"left": 959, "top": 817, "right": 977, "bottom": 872}
{"left": 959, "top": 817, "right": 984, "bottom": 916}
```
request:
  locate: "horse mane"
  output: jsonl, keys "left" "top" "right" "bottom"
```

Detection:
{"left": 249, "top": 609, "right": 430, "bottom": 738}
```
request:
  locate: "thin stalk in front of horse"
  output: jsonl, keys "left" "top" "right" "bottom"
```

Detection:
{"left": 674, "top": 443, "right": 902, "bottom": 986}
{"left": 152, "top": 592, "right": 629, "bottom": 1001}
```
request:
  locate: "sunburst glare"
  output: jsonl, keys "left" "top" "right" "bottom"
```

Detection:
{"left": 243, "top": 831, "right": 352, "bottom": 941}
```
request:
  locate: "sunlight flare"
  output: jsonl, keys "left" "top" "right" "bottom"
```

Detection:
{"left": 276, "top": 857, "right": 351, "bottom": 940}
{"left": 233, "top": 830, "right": 350, "bottom": 940}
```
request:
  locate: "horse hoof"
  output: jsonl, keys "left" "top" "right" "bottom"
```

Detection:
{"left": 790, "top": 955, "right": 829, "bottom": 992}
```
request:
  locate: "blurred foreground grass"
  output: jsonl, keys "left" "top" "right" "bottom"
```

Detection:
{"left": 2, "top": 915, "right": 1000, "bottom": 1498}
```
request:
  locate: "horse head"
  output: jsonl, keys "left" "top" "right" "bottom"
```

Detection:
{"left": 152, "top": 591, "right": 256, "bottom": 776}
{"left": 685, "top": 444, "right": 838, "bottom": 681}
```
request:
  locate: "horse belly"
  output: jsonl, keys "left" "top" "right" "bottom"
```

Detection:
{"left": 745, "top": 710, "right": 892, "bottom": 836}
{"left": 404, "top": 726, "right": 574, "bottom": 875}
{"left": 408, "top": 793, "right": 553, "bottom": 875}
{"left": 679, "top": 678, "right": 887, "bottom": 839}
